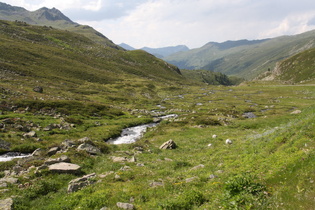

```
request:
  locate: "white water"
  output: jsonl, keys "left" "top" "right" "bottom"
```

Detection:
{"left": 107, "top": 123, "right": 157, "bottom": 145}
{"left": 108, "top": 114, "right": 178, "bottom": 145}
{"left": 0, "top": 153, "right": 31, "bottom": 162}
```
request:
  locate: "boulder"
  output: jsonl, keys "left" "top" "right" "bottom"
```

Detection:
{"left": 159, "top": 140, "right": 177, "bottom": 149}
{"left": 242, "top": 112, "right": 257, "bottom": 119}
{"left": 67, "top": 173, "right": 96, "bottom": 193}
{"left": 0, "top": 198, "right": 13, "bottom": 210}
{"left": 116, "top": 202, "right": 134, "bottom": 210}
{"left": 48, "top": 162, "right": 81, "bottom": 174}
{"left": 77, "top": 143, "right": 101, "bottom": 155}
{"left": 77, "top": 137, "right": 91, "bottom": 143}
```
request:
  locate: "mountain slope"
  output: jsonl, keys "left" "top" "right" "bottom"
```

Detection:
{"left": 0, "top": 2, "right": 120, "bottom": 49}
{"left": 258, "top": 48, "right": 315, "bottom": 84}
{"left": 0, "top": 20, "right": 183, "bottom": 89}
{"left": 164, "top": 32, "right": 315, "bottom": 79}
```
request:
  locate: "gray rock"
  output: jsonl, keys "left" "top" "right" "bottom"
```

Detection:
{"left": 111, "top": 156, "right": 129, "bottom": 162}
{"left": 33, "top": 86, "right": 43, "bottom": 93}
{"left": 23, "top": 131, "right": 37, "bottom": 138}
{"left": 150, "top": 181, "right": 164, "bottom": 187}
{"left": 0, "top": 177, "right": 18, "bottom": 184}
{"left": 78, "top": 137, "right": 91, "bottom": 143}
{"left": 0, "top": 139, "right": 10, "bottom": 150}
{"left": 116, "top": 202, "right": 134, "bottom": 210}
{"left": 67, "top": 173, "right": 96, "bottom": 193}
{"left": 291, "top": 110, "right": 302, "bottom": 114}
{"left": 47, "top": 147, "right": 60, "bottom": 156}
{"left": 209, "top": 174, "right": 218, "bottom": 179}
{"left": 191, "top": 164, "right": 205, "bottom": 170}
{"left": 48, "top": 162, "right": 81, "bottom": 174}
{"left": 159, "top": 139, "right": 177, "bottom": 149}
{"left": 44, "top": 155, "right": 70, "bottom": 165}
{"left": 186, "top": 176, "right": 199, "bottom": 183}
{"left": 0, "top": 198, "right": 13, "bottom": 210}
{"left": 77, "top": 143, "right": 101, "bottom": 155}
{"left": 242, "top": 112, "right": 257, "bottom": 119}
{"left": 32, "top": 148, "right": 44, "bottom": 156}
{"left": 61, "top": 139, "right": 76, "bottom": 149}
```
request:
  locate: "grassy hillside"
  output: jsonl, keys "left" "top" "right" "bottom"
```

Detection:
{"left": 259, "top": 48, "right": 315, "bottom": 84}
{"left": 181, "top": 69, "right": 244, "bottom": 85}
{"left": 0, "top": 2, "right": 120, "bottom": 49}
{"left": 164, "top": 32, "right": 315, "bottom": 79}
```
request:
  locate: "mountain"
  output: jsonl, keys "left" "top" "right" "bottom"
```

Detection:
{"left": 140, "top": 45, "right": 190, "bottom": 58}
{"left": 119, "top": 43, "right": 135, "bottom": 51}
{"left": 0, "top": 2, "right": 120, "bottom": 49}
{"left": 119, "top": 43, "right": 190, "bottom": 58}
{"left": 258, "top": 48, "right": 315, "bottom": 84}
{"left": 164, "top": 32, "right": 315, "bottom": 79}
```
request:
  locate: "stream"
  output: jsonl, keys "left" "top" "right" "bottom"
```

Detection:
{"left": 0, "top": 152, "right": 31, "bottom": 162}
{"left": 0, "top": 114, "right": 177, "bottom": 161}
{"left": 107, "top": 114, "right": 177, "bottom": 145}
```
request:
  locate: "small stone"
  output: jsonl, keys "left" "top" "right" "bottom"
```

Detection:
{"left": 191, "top": 164, "right": 205, "bottom": 170}
{"left": 32, "top": 148, "right": 44, "bottom": 156}
{"left": 111, "top": 156, "right": 129, "bottom": 162}
{"left": 164, "top": 158, "right": 173, "bottom": 161}
{"left": 159, "top": 139, "right": 177, "bottom": 149}
{"left": 212, "top": 134, "right": 217, "bottom": 139}
{"left": 291, "top": 110, "right": 302, "bottom": 114}
{"left": 209, "top": 174, "right": 217, "bottom": 179}
{"left": 136, "top": 163, "right": 144, "bottom": 167}
{"left": 186, "top": 176, "right": 199, "bottom": 183}
{"left": 116, "top": 202, "right": 134, "bottom": 210}
{"left": 207, "top": 143, "right": 212, "bottom": 147}
{"left": 225, "top": 139, "right": 232, "bottom": 144}
{"left": 33, "top": 86, "right": 43, "bottom": 93}
{"left": 67, "top": 173, "right": 96, "bottom": 193}
{"left": 47, "top": 147, "right": 60, "bottom": 156}
{"left": 23, "top": 131, "right": 37, "bottom": 138}
{"left": 150, "top": 181, "right": 164, "bottom": 187}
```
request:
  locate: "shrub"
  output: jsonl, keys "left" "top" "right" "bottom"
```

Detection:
{"left": 159, "top": 189, "right": 206, "bottom": 209}
{"left": 222, "top": 173, "right": 268, "bottom": 209}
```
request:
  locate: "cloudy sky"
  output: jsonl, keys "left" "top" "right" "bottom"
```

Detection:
{"left": 2, "top": 0, "right": 315, "bottom": 48}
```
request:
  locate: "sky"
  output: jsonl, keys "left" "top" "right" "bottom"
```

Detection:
{"left": 2, "top": 0, "right": 315, "bottom": 49}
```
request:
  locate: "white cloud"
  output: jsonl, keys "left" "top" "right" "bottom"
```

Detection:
{"left": 2, "top": 0, "right": 315, "bottom": 48}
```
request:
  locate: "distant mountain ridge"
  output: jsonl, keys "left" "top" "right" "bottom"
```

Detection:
{"left": 119, "top": 43, "right": 190, "bottom": 58}
{"left": 0, "top": 2, "right": 120, "bottom": 49}
{"left": 164, "top": 33, "right": 315, "bottom": 79}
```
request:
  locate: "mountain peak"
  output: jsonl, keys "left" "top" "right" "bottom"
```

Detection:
{"left": 34, "top": 7, "right": 73, "bottom": 23}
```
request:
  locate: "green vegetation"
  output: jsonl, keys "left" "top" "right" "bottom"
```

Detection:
{"left": 1, "top": 18, "right": 315, "bottom": 209}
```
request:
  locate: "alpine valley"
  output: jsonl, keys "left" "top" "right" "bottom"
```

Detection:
{"left": 1, "top": 2, "right": 315, "bottom": 210}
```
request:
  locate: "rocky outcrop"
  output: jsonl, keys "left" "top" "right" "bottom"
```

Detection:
{"left": 67, "top": 173, "right": 96, "bottom": 193}
{"left": 159, "top": 140, "right": 177, "bottom": 149}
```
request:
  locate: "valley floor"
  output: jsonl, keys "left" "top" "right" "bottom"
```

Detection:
{"left": 1, "top": 81, "right": 315, "bottom": 209}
